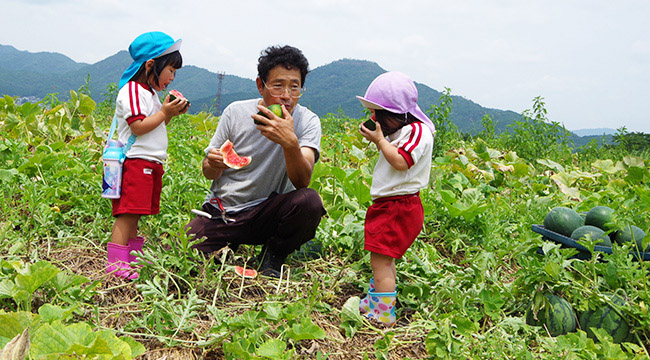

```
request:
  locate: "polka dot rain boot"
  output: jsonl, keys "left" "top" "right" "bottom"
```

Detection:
{"left": 363, "top": 289, "right": 397, "bottom": 326}
{"left": 359, "top": 278, "right": 375, "bottom": 313}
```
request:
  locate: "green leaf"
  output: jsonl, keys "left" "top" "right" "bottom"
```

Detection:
{"left": 256, "top": 338, "right": 286, "bottom": 357}
{"left": 287, "top": 317, "right": 326, "bottom": 341}
{"left": 0, "top": 311, "right": 37, "bottom": 343}
{"left": 591, "top": 159, "right": 620, "bottom": 174}
{"left": 120, "top": 336, "right": 146, "bottom": 358}
{"left": 38, "top": 304, "right": 75, "bottom": 324}
{"left": 536, "top": 158, "right": 564, "bottom": 172}
{"left": 439, "top": 189, "right": 457, "bottom": 204}
{"left": 263, "top": 303, "right": 283, "bottom": 322}
{"left": 0, "top": 169, "right": 17, "bottom": 182}
{"left": 544, "top": 262, "right": 560, "bottom": 279}
{"left": 339, "top": 297, "right": 364, "bottom": 338}
{"left": 15, "top": 261, "right": 60, "bottom": 294}
{"left": 0, "top": 279, "right": 16, "bottom": 299}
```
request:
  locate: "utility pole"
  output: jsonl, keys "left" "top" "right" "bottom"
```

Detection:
{"left": 215, "top": 72, "right": 225, "bottom": 115}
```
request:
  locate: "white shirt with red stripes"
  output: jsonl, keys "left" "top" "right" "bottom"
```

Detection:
{"left": 114, "top": 81, "right": 167, "bottom": 163}
{"left": 370, "top": 121, "right": 434, "bottom": 200}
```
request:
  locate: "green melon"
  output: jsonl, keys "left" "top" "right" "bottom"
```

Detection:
{"left": 579, "top": 294, "right": 630, "bottom": 343}
{"left": 571, "top": 225, "right": 612, "bottom": 247}
{"left": 255, "top": 104, "right": 284, "bottom": 125}
{"left": 585, "top": 206, "right": 615, "bottom": 232}
{"left": 544, "top": 207, "right": 584, "bottom": 237}
{"left": 526, "top": 294, "right": 577, "bottom": 337}
{"left": 615, "top": 225, "right": 647, "bottom": 252}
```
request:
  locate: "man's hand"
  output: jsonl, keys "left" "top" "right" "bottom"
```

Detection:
{"left": 202, "top": 147, "right": 229, "bottom": 180}
{"left": 252, "top": 104, "right": 299, "bottom": 149}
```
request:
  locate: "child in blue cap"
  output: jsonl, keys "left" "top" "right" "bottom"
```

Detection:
{"left": 106, "top": 31, "right": 189, "bottom": 280}
{"left": 356, "top": 71, "right": 436, "bottom": 325}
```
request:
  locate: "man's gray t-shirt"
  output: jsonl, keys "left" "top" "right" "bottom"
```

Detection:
{"left": 204, "top": 98, "right": 321, "bottom": 213}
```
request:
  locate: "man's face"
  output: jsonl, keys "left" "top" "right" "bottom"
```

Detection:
{"left": 257, "top": 65, "right": 302, "bottom": 114}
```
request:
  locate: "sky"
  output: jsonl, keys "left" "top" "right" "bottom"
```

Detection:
{"left": 2, "top": 0, "right": 649, "bottom": 132}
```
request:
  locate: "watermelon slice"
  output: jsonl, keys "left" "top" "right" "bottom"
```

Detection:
{"left": 234, "top": 266, "right": 257, "bottom": 278}
{"left": 169, "top": 89, "right": 190, "bottom": 109}
{"left": 220, "top": 140, "right": 252, "bottom": 169}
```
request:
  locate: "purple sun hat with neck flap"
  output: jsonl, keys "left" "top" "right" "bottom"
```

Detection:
{"left": 118, "top": 31, "right": 182, "bottom": 89}
{"left": 356, "top": 71, "right": 436, "bottom": 133}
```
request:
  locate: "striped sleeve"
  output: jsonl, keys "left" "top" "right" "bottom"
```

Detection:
{"left": 125, "top": 82, "right": 148, "bottom": 125}
{"left": 397, "top": 122, "right": 424, "bottom": 168}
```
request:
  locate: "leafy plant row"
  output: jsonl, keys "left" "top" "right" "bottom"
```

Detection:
{"left": 1, "top": 90, "right": 650, "bottom": 359}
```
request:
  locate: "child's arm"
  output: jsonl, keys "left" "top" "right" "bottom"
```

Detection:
{"left": 375, "top": 138, "right": 409, "bottom": 171}
{"left": 129, "top": 95, "right": 188, "bottom": 136}
{"left": 360, "top": 122, "right": 409, "bottom": 171}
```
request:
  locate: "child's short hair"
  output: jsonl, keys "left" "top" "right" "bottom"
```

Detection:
{"left": 257, "top": 45, "right": 309, "bottom": 86}
{"left": 131, "top": 51, "right": 183, "bottom": 88}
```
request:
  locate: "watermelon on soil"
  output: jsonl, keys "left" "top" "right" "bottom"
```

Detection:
{"left": 571, "top": 225, "right": 612, "bottom": 247}
{"left": 614, "top": 225, "right": 647, "bottom": 252}
{"left": 579, "top": 294, "right": 630, "bottom": 343}
{"left": 544, "top": 207, "right": 584, "bottom": 237}
{"left": 585, "top": 206, "right": 615, "bottom": 232}
{"left": 220, "top": 140, "right": 252, "bottom": 169}
{"left": 526, "top": 293, "right": 577, "bottom": 337}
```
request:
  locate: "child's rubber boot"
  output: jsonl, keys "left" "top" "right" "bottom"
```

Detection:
{"left": 127, "top": 236, "right": 145, "bottom": 266}
{"left": 363, "top": 289, "right": 397, "bottom": 326}
{"left": 106, "top": 243, "right": 139, "bottom": 280}
{"left": 359, "top": 278, "right": 375, "bottom": 313}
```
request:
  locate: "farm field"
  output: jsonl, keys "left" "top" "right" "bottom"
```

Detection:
{"left": 1, "top": 91, "right": 650, "bottom": 359}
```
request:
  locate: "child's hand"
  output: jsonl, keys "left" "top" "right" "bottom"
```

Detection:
{"left": 360, "top": 120, "right": 384, "bottom": 144}
{"left": 162, "top": 94, "right": 190, "bottom": 118}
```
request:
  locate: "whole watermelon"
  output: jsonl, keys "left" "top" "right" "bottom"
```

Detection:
{"left": 579, "top": 294, "right": 630, "bottom": 343}
{"left": 614, "top": 225, "right": 647, "bottom": 252}
{"left": 585, "top": 206, "right": 615, "bottom": 232}
{"left": 571, "top": 225, "right": 612, "bottom": 247}
{"left": 544, "top": 207, "right": 584, "bottom": 237}
{"left": 526, "top": 294, "right": 577, "bottom": 337}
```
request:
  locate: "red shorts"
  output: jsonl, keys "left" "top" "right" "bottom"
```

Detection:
{"left": 112, "top": 158, "right": 164, "bottom": 216}
{"left": 364, "top": 193, "right": 423, "bottom": 259}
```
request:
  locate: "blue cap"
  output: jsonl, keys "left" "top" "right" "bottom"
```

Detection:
{"left": 118, "top": 31, "right": 182, "bottom": 89}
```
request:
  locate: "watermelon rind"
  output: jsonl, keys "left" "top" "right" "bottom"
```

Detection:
{"left": 571, "top": 225, "right": 612, "bottom": 247}
{"left": 585, "top": 206, "right": 615, "bottom": 232}
{"left": 579, "top": 294, "right": 630, "bottom": 343}
{"left": 544, "top": 207, "right": 584, "bottom": 237}
{"left": 526, "top": 293, "right": 577, "bottom": 337}
{"left": 255, "top": 104, "right": 284, "bottom": 125}
{"left": 169, "top": 90, "right": 190, "bottom": 108}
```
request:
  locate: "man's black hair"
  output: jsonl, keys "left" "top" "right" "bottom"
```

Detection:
{"left": 257, "top": 45, "right": 309, "bottom": 86}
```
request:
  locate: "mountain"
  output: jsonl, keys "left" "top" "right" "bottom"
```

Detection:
{"left": 571, "top": 128, "right": 617, "bottom": 136}
{"left": 1, "top": 44, "right": 522, "bottom": 133}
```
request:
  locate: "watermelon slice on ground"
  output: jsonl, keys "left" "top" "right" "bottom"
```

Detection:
{"left": 220, "top": 140, "right": 252, "bottom": 169}
{"left": 234, "top": 266, "right": 257, "bottom": 278}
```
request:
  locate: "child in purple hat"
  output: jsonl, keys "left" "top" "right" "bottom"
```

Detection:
{"left": 356, "top": 71, "right": 435, "bottom": 325}
{"left": 106, "top": 31, "right": 189, "bottom": 280}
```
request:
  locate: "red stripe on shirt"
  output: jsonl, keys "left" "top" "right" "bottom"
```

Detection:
{"left": 128, "top": 82, "right": 142, "bottom": 117}
{"left": 401, "top": 122, "right": 423, "bottom": 154}
{"left": 398, "top": 148, "right": 415, "bottom": 168}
